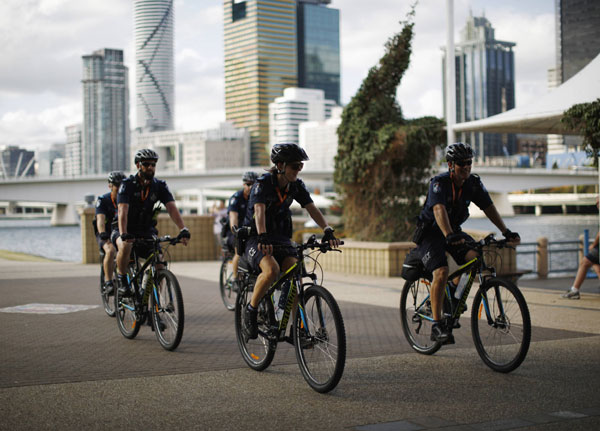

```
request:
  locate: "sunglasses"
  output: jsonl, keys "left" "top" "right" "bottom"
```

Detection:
{"left": 289, "top": 162, "right": 304, "bottom": 171}
{"left": 141, "top": 161, "right": 156, "bottom": 167}
{"left": 455, "top": 159, "right": 472, "bottom": 167}
{"left": 244, "top": 182, "right": 254, "bottom": 186}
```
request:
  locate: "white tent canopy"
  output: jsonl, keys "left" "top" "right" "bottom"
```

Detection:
{"left": 452, "top": 53, "right": 600, "bottom": 135}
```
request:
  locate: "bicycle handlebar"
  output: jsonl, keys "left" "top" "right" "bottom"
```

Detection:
{"left": 131, "top": 235, "right": 183, "bottom": 246}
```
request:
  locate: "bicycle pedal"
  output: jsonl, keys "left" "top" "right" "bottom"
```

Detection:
{"left": 442, "top": 334, "right": 455, "bottom": 345}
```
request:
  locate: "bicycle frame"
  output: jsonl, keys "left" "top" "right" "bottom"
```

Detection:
{"left": 414, "top": 251, "right": 497, "bottom": 325}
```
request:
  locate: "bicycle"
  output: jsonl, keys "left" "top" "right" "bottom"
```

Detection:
{"left": 400, "top": 234, "right": 531, "bottom": 373}
{"left": 99, "top": 248, "right": 117, "bottom": 317}
{"left": 114, "top": 235, "right": 185, "bottom": 351}
{"left": 234, "top": 234, "right": 346, "bottom": 393}
{"left": 219, "top": 244, "right": 236, "bottom": 311}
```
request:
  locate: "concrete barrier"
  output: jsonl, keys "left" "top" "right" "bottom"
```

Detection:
{"left": 79, "top": 207, "right": 216, "bottom": 264}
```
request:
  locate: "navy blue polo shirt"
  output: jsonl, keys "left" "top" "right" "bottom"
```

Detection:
{"left": 243, "top": 172, "right": 313, "bottom": 238}
{"left": 228, "top": 189, "right": 249, "bottom": 221}
{"left": 419, "top": 171, "right": 493, "bottom": 232}
{"left": 117, "top": 174, "right": 174, "bottom": 233}
{"left": 94, "top": 192, "right": 117, "bottom": 233}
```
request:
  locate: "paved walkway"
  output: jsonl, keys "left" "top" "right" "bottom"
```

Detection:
{"left": 1, "top": 258, "right": 599, "bottom": 430}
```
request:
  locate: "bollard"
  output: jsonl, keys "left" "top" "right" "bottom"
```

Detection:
{"left": 537, "top": 237, "right": 548, "bottom": 279}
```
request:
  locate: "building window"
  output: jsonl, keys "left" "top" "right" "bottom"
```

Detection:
{"left": 232, "top": 0, "right": 246, "bottom": 22}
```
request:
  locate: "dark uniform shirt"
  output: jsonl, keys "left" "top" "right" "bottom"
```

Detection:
{"left": 243, "top": 172, "right": 313, "bottom": 238}
{"left": 94, "top": 192, "right": 117, "bottom": 234}
{"left": 419, "top": 171, "right": 493, "bottom": 234}
{"left": 227, "top": 189, "right": 249, "bottom": 226}
{"left": 117, "top": 174, "right": 174, "bottom": 234}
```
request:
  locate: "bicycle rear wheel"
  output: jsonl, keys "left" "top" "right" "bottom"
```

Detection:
{"left": 400, "top": 278, "right": 441, "bottom": 355}
{"left": 234, "top": 282, "right": 276, "bottom": 371}
{"left": 471, "top": 277, "right": 531, "bottom": 373}
{"left": 219, "top": 255, "right": 236, "bottom": 311}
{"left": 293, "top": 284, "right": 346, "bottom": 393}
{"left": 114, "top": 282, "right": 141, "bottom": 339}
{"left": 100, "top": 266, "right": 117, "bottom": 317}
{"left": 151, "top": 269, "right": 185, "bottom": 351}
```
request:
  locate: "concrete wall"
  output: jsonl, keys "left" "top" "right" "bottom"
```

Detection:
{"left": 80, "top": 207, "right": 216, "bottom": 264}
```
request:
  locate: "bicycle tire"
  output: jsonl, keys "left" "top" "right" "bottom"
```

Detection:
{"left": 234, "top": 282, "right": 276, "bottom": 371}
{"left": 471, "top": 277, "right": 531, "bottom": 373}
{"left": 100, "top": 266, "right": 117, "bottom": 317}
{"left": 114, "top": 281, "right": 142, "bottom": 339}
{"left": 400, "top": 278, "right": 441, "bottom": 355}
{"left": 151, "top": 269, "right": 185, "bottom": 351}
{"left": 293, "top": 284, "right": 346, "bottom": 393}
{"left": 219, "top": 255, "right": 236, "bottom": 311}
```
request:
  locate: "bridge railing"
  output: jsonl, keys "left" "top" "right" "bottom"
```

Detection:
{"left": 517, "top": 236, "right": 589, "bottom": 278}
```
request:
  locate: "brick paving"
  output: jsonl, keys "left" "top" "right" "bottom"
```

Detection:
{"left": 0, "top": 273, "right": 592, "bottom": 388}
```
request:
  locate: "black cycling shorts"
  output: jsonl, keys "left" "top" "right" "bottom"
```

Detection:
{"left": 416, "top": 230, "right": 474, "bottom": 273}
{"left": 243, "top": 235, "right": 297, "bottom": 274}
{"left": 586, "top": 245, "right": 600, "bottom": 265}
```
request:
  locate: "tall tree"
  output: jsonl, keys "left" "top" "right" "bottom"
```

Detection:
{"left": 335, "top": 10, "right": 445, "bottom": 241}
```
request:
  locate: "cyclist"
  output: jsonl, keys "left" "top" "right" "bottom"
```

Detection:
{"left": 227, "top": 171, "right": 259, "bottom": 290}
{"left": 242, "top": 143, "right": 340, "bottom": 339}
{"left": 115, "top": 148, "right": 191, "bottom": 296}
{"left": 414, "top": 142, "right": 520, "bottom": 343}
{"left": 94, "top": 171, "right": 126, "bottom": 294}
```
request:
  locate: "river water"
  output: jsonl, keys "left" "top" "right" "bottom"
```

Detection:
{"left": 0, "top": 215, "right": 598, "bottom": 267}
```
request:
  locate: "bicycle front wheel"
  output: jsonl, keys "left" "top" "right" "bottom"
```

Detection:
{"left": 100, "top": 266, "right": 116, "bottom": 317}
{"left": 234, "top": 283, "right": 276, "bottom": 371}
{"left": 400, "top": 278, "right": 441, "bottom": 355}
{"left": 293, "top": 285, "right": 346, "bottom": 393}
{"left": 219, "top": 255, "right": 236, "bottom": 311}
{"left": 115, "top": 283, "right": 141, "bottom": 339}
{"left": 471, "top": 277, "right": 531, "bottom": 373}
{"left": 151, "top": 269, "right": 185, "bottom": 351}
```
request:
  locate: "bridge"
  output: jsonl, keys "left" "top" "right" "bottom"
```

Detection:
{"left": 0, "top": 166, "right": 597, "bottom": 224}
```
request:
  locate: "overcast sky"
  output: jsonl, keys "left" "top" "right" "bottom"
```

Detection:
{"left": 0, "top": 0, "right": 555, "bottom": 152}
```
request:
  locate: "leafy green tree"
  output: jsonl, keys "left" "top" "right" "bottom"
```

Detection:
{"left": 334, "top": 11, "right": 445, "bottom": 241}
{"left": 562, "top": 98, "right": 600, "bottom": 158}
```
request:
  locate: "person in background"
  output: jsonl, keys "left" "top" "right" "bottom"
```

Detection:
{"left": 94, "top": 171, "right": 125, "bottom": 295}
{"left": 561, "top": 198, "right": 600, "bottom": 299}
{"left": 227, "top": 171, "right": 258, "bottom": 290}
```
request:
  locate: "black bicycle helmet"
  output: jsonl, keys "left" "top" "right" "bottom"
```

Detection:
{"left": 108, "top": 171, "right": 126, "bottom": 185}
{"left": 134, "top": 148, "right": 159, "bottom": 163}
{"left": 242, "top": 171, "right": 258, "bottom": 183}
{"left": 270, "top": 143, "right": 309, "bottom": 164}
{"left": 446, "top": 142, "right": 473, "bottom": 162}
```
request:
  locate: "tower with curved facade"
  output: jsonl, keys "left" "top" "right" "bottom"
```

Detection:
{"left": 134, "top": 0, "right": 174, "bottom": 131}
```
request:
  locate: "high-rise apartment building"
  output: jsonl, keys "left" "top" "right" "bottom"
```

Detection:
{"left": 224, "top": 0, "right": 298, "bottom": 166}
{"left": 268, "top": 87, "right": 336, "bottom": 145}
{"left": 297, "top": 0, "right": 340, "bottom": 104}
{"left": 65, "top": 124, "right": 83, "bottom": 176}
{"left": 443, "top": 13, "right": 516, "bottom": 159}
{"left": 82, "top": 48, "right": 130, "bottom": 174}
{"left": 224, "top": 0, "right": 340, "bottom": 166}
{"left": 556, "top": 0, "right": 600, "bottom": 83}
{"left": 135, "top": 0, "right": 175, "bottom": 132}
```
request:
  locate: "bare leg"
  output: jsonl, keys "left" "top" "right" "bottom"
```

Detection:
{"left": 232, "top": 253, "right": 240, "bottom": 280}
{"left": 116, "top": 238, "right": 133, "bottom": 276}
{"left": 102, "top": 242, "right": 116, "bottom": 281}
{"left": 431, "top": 266, "right": 449, "bottom": 321}
{"left": 572, "top": 257, "right": 594, "bottom": 290}
{"left": 250, "top": 256, "right": 279, "bottom": 308}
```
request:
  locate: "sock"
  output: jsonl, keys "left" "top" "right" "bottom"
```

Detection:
{"left": 247, "top": 303, "right": 256, "bottom": 312}
{"left": 571, "top": 286, "right": 579, "bottom": 292}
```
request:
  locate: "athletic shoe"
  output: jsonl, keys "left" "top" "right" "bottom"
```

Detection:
{"left": 561, "top": 289, "right": 580, "bottom": 299}
{"left": 431, "top": 323, "right": 451, "bottom": 343}
{"left": 244, "top": 305, "right": 258, "bottom": 339}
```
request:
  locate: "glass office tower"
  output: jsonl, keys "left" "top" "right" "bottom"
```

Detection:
{"left": 134, "top": 0, "right": 174, "bottom": 132}
{"left": 224, "top": 0, "right": 298, "bottom": 166}
{"left": 443, "top": 13, "right": 516, "bottom": 159}
{"left": 297, "top": 0, "right": 340, "bottom": 104}
{"left": 82, "top": 49, "right": 130, "bottom": 173}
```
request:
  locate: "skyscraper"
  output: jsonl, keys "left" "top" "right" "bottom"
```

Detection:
{"left": 82, "top": 48, "right": 130, "bottom": 174}
{"left": 224, "top": 0, "right": 298, "bottom": 166}
{"left": 443, "top": 13, "right": 516, "bottom": 159}
{"left": 297, "top": 0, "right": 340, "bottom": 104}
{"left": 556, "top": 0, "right": 600, "bottom": 83}
{"left": 135, "top": 0, "right": 175, "bottom": 132}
